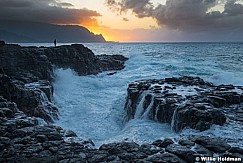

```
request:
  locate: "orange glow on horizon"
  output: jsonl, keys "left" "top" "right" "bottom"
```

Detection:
{"left": 85, "top": 25, "right": 156, "bottom": 42}
{"left": 84, "top": 25, "right": 121, "bottom": 42}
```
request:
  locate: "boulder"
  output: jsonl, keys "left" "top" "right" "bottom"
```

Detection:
{"left": 228, "top": 147, "right": 243, "bottom": 155}
{"left": 165, "top": 144, "right": 197, "bottom": 163}
{"left": 0, "top": 41, "right": 5, "bottom": 47}
{"left": 189, "top": 135, "right": 231, "bottom": 153}
{"left": 178, "top": 138, "right": 195, "bottom": 147}
{"left": 152, "top": 138, "right": 174, "bottom": 148}
{"left": 146, "top": 153, "right": 187, "bottom": 163}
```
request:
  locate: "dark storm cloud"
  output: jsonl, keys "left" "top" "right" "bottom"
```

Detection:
{"left": 223, "top": 0, "right": 243, "bottom": 16}
{"left": 106, "top": 0, "right": 243, "bottom": 32}
{"left": 152, "top": 0, "right": 218, "bottom": 30}
{"left": 0, "top": 0, "right": 33, "bottom": 7}
{"left": 0, "top": 0, "right": 101, "bottom": 24}
{"left": 106, "top": 0, "right": 154, "bottom": 17}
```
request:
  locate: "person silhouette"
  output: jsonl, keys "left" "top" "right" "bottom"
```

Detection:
{"left": 54, "top": 39, "right": 57, "bottom": 47}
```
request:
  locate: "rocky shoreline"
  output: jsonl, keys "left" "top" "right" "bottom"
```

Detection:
{"left": 1, "top": 41, "right": 243, "bottom": 162}
{"left": 0, "top": 41, "right": 127, "bottom": 122}
{"left": 1, "top": 96, "right": 243, "bottom": 162}
{"left": 124, "top": 76, "right": 243, "bottom": 132}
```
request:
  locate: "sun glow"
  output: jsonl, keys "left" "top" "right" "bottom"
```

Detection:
{"left": 59, "top": 0, "right": 159, "bottom": 41}
{"left": 56, "top": 0, "right": 243, "bottom": 42}
{"left": 81, "top": 25, "right": 117, "bottom": 41}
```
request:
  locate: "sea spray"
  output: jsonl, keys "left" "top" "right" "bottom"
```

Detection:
{"left": 170, "top": 101, "right": 188, "bottom": 132}
{"left": 25, "top": 81, "right": 59, "bottom": 122}
{"left": 53, "top": 68, "right": 176, "bottom": 147}
{"left": 53, "top": 42, "right": 243, "bottom": 147}
{"left": 134, "top": 91, "right": 149, "bottom": 119}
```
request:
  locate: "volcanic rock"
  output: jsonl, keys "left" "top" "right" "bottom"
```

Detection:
{"left": 0, "top": 96, "right": 240, "bottom": 162}
{"left": 189, "top": 135, "right": 231, "bottom": 153}
{"left": 0, "top": 43, "right": 127, "bottom": 122}
{"left": 124, "top": 76, "right": 243, "bottom": 132}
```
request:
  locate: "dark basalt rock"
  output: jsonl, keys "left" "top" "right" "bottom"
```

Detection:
{"left": 146, "top": 153, "right": 187, "bottom": 163}
{"left": 1, "top": 42, "right": 242, "bottom": 162}
{"left": 218, "top": 153, "right": 243, "bottom": 163}
{"left": 193, "top": 144, "right": 213, "bottom": 157}
{"left": 0, "top": 96, "right": 240, "bottom": 163}
{"left": 1, "top": 43, "right": 127, "bottom": 80}
{"left": 0, "top": 44, "right": 53, "bottom": 82}
{"left": 0, "top": 43, "right": 127, "bottom": 122}
{"left": 0, "top": 41, "right": 5, "bottom": 47}
{"left": 189, "top": 135, "right": 231, "bottom": 153}
{"left": 152, "top": 138, "right": 174, "bottom": 148}
{"left": 97, "top": 54, "right": 128, "bottom": 71}
{"left": 0, "top": 74, "right": 58, "bottom": 122}
{"left": 0, "top": 97, "right": 95, "bottom": 162}
{"left": 178, "top": 138, "right": 195, "bottom": 147}
{"left": 229, "top": 147, "right": 243, "bottom": 155}
{"left": 165, "top": 144, "right": 197, "bottom": 163}
{"left": 124, "top": 76, "right": 243, "bottom": 132}
{"left": 43, "top": 44, "right": 127, "bottom": 75}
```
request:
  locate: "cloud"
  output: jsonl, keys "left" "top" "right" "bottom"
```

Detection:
{"left": 106, "top": 0, "right": 154, "bottom": 18}
{"left": 0, "top": 0, "right": 102, "bottom": 25}
{"left": 123, "top": 17, "right": 129, "bottom": 21}
{"left": 105, "top": 0, "right": 243, "bottom": 33}
{"left": 57, "top": 2, "right": 74, "bottom": 7}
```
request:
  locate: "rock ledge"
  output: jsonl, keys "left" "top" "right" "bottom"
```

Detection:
{"left": 125, "top": 76, "right": 243, "bottom": 132}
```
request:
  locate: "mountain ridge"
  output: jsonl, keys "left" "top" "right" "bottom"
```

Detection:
{"left": 0, "top": 20, "right": 106, "bottom": 43}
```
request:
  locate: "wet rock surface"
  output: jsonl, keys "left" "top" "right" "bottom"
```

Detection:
{"left": 43, "top": 44, "right": 128, "bottom": 76}
{"left": 0, "top": 74, "right": 58, "bottom": 122}
{"left": 0, "top": 43, "right": 127, "bottom": 122}
{"left": 1, "top": 97, "right": 242, "bottom": 162}
{"left": 0, "top": 96, "right": 95, "bottom": 162}
{"left": 0, "top": 43, "right": 127, "bottom": 79}
{"left": 125, "top": 76, "right": 243, "bottom": 132}
{"left": 1, "top": 43, "right": 242, "bottom": 162}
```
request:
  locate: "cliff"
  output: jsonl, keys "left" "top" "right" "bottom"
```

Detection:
{"left": 0, "top": 20, "right": 106, "bottom": 43}
{"left": 0, "top": 42, "right": 127, "bottom": 122}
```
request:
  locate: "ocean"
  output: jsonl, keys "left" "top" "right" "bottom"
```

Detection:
{"left": 21, "top": 42, "right": 243, "bottom": 148}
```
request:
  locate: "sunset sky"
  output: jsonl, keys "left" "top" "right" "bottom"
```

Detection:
{"left": 1, "top": 0, "right": 243, "bottom": 42}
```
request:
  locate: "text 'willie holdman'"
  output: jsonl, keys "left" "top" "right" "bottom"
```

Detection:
{"left": 195, "top": 156, "right": 242, "bottom": 162}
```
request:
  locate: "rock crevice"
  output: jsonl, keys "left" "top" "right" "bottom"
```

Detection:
{"left": 1, "top": 42, "right": 243, "bottom": 162}
{"left": 0, "top": 42, "right": 127, "bottom": 122}
{"left": 124, "top": 76, "right": 243, "bottom": 132}
{"left": 1, "top": 100, "right": 242, "bottom": 163}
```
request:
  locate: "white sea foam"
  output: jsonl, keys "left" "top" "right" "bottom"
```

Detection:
{"left": 151, "top": 83, "right": 201, "bottom": 98}
{"left": 181, "top": 119, "right": 243, "bottom": 148}
{"left": 208, "top": 72, "right": 243, "bottom": 86}
{"left": 53, "top": 43, "right": 243, "bottom": 147}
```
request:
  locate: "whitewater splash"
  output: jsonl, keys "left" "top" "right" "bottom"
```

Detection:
{"left": 53, "top": 68, "right": 176, "bottom": 147}
{"left": 25, "top": 81, "right": 59, "bottom": 123}
{"left": 53, "top": 42, "right": 243, "bottom": 147}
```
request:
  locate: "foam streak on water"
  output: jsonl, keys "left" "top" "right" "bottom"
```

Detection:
{"left": 53, "top": 42, "right": 243, "bottom": 147}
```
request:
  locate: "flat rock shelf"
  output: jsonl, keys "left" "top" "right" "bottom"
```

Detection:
{"left": 124, "top": 76, "right": 243, "bottom": 132}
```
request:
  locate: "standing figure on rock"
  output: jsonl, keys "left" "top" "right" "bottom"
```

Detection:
{"left": 54, "top": 39, "right": 57, "bottom": 47}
